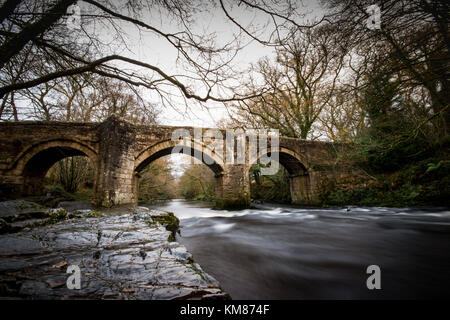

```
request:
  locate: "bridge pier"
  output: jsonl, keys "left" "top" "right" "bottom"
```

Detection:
{"left": 94, "top": 117, "right": 137, "bottom": 207}
{"left": 290, "top": 172, "right": 319, "bottom": 205}
{"left": 214, "top": 164, "right": 251, "bottom": 210}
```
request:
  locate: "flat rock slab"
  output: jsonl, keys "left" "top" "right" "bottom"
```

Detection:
{"left": 57, "top": 201, "right": 95, "bottom": 212}
{"left": 0, "top": 200, "right": 46, "bottom": 220}
{"left": 0, "top": 209, "right": 228, "bottom": 300}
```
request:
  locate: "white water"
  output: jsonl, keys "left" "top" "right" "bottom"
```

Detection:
{"left": 148, "top": 199, "right": 450, "bottom": 299}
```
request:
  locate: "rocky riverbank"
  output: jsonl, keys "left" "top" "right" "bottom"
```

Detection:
{"left": 0, "top": 200, "right": 229, "bottom": 300}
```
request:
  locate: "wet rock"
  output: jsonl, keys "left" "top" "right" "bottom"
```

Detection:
{"left": 0, "top": 218, "right": 9, "bottom": 234}
{"left": 57, "top": 201, "right": 95, "bottom": 212}
{"left": 202, "top": 292, "right": 232, "bottom": 300}
{"left": 93, "top": 250, "right": 101, "bottom": 260}
{"left": 139, "top": 248, "right": 147, "bottom": 260}
{"left": 9, "top": 218, "right": 52, "bottom": 230}
{"left": 132, "top": 206, "right": 150, "bottom": 215}
{"left": 68, "top": 209, "right": 104, "bottom": 219}
{"left": 45, "top": 208, "right": 68, "bottom": 223}
{"left": 0, "top": 209, "right": 228, "bottom": 300}
{"left": 0, "top": 201, "right": 104, "bottom": 234}
{"left": 0, "top": 200, "right": 47, "bottom": 222}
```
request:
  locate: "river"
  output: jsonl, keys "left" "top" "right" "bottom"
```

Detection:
{"left": 147, "top": 199, "right": 450, "bottom": 299}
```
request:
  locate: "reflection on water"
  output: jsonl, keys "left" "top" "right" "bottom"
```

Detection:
{"left": 147, "top": 199, "right": 450, "bottom": 299}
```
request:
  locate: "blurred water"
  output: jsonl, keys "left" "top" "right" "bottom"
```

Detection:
{"left": 148, "top": 199, "right": 450, "bottom": 299}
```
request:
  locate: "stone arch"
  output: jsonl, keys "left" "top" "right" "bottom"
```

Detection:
{"left": 134, "top": 139, "right": 224, "bottom": 175}
{"left": 249, "top": 147, "right": 313, "bottom": 204}
{"left": 134, "top": 139, "right": 225, "bottom": 203}
{"left": 13, "top": 139, "right": 98, "bottom": 195}
{"left": 249, "top": 146, "right": 309, "bottom": 175}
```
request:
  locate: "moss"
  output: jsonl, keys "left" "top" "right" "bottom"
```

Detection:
{"left": 187, "top": 263, "right": 206, "bottom": 281}
{"left": 46, "top": 208, "right": 68, "bottom": 224}
{"left": 167, "top": 232, "right": 176, "bottom": 242}
{"left": 145, "top": 212, "right": 180, "bottom": 241}
{"left": 81, "top": 210, "right": 104, "bottom": 218}
{"left": 214, "top": 196, "right": 250, "bottom": 210}
{"left": 145, "top": 220, "right": 157, "bottom": 227}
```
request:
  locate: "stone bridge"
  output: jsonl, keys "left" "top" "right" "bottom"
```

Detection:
{"left": 0, "top": 117, "right": 340, "bottom": 209}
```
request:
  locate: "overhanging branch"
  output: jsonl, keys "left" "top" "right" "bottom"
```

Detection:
{"left": 0, "top": 54, "right": 261, "bottom": 103}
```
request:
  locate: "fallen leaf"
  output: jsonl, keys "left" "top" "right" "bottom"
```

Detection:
{"left": 49, "top": 281, "right": 66, "bottom": 289}
{"left": 122, "top": 288, "right": 135, "bottom": 293}
{"left": 52, "top": 261, "right": 68, "bottom": 268}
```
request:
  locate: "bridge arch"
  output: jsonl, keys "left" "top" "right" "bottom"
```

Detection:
{"left": 13, "top": 139, "right": 98, "bottom": 195}
{"left": 249, "top": 147, "right": 312, "bottom": 204}
{"left": 134, "top": 139, "right": 225, "bottom": 175}
{"left": 249, "top": 147, "right": 309, "bottom": 174}
{"left": 134, "top": 139, "right": 225, "bottom": 203}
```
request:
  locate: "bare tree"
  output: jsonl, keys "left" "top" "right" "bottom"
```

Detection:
{"left": 229, "top": 25, "right": 346, "bottom": 139}
{"left": 178, "top": 163, "right": 215, "bottom": 200}
{"left": 318, "top": 86, "right": 367, "bottom": 142}
{"left": 321, "top": 0, "right": 450, "bottom": 134}
{"left": 138, "top": 158, "right": 178, "bottom": 201}
{"left": 0, "top": 0, "right": 321, "bottom": 117}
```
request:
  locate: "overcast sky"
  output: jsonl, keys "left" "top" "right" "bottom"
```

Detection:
{"left": 77, "top": 0, "right": 327, "bottom": 128}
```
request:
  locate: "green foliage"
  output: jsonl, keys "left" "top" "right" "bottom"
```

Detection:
{"left": 138, "top": 158, "right": 178, "bottom": 201}
{"left": 44, "top": 185, "right": 75, "bottom": 201}
{"left": 321, "top": 155, "right": 450, "bottom": 207}
{"left": 194, "top": 193, "right": 215, "bottom": 201}
{"left": 43, "top": 157, "right": 95, "bottom": 205}
{"left": 322, "top": 183, "right": 423, "bottom": 207}
{"left": 426, "top": 161, "right": 443, "bottom": 174}
{"left": 355, "top": 71, "right": 429, "bottom": 172}
{"left": 72, "top": 188, "right": 93, "bottom": 201}
{"left": 249, "top": 164, "right": 291, "bottom": 203}
{"left": 178, "top": 164, "right": 216, "bottom": 201}
{"left": 318, "top": 53, "right": 449, "bottom": 207}
{"left": 46, "top": 156, "right": 94, "bottom": 194}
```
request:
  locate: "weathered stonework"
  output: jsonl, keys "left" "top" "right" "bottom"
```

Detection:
{"left": 0, "top": 117, "right": 340, "bottom": 209}
{"left": 94, "top": 117, "right": 137, "bottom": 207}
